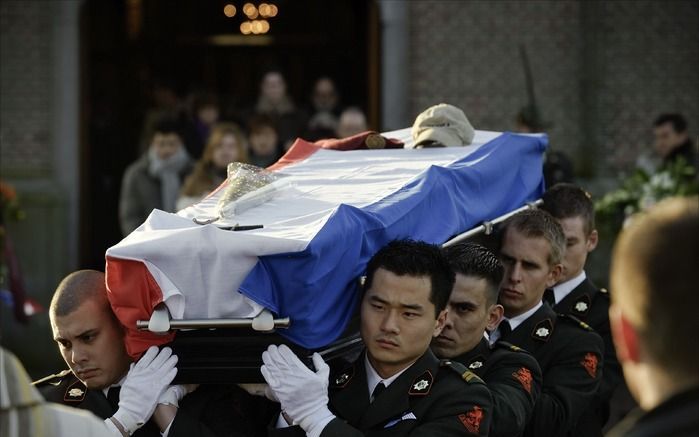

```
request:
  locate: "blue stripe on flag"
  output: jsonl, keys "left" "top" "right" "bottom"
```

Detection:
{"left": 239, "top": 132, "right": 547, "bottom": 348}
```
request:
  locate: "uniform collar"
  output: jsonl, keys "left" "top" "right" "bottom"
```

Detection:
{"left": 364, "top": 354, "right": 412, "bottom": 401}
{"left": 553, "top": 271, "right": 586, "bottom": 305}
{"left": 506, "top": 301, "right": 543, "bottom": 332}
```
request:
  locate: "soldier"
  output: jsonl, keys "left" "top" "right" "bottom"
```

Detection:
{"left": 432, "top": 242, "right": 543, "bottom": 437}
{"left": 606, "top": 197, "right": 699, "bottom": 436}
{"left": 262, "top": 240, "right": 493, "bottom": 436}
{"left": 541, "top": 183, "right": 624, "bottom": 432}
{"left": 34, "top": 269, "right": 271, "bottom": 437}
{"left": 490, "top": 209, "right": 604, "bottom": 437}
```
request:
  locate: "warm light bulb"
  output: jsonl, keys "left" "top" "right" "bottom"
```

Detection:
{"left": 223, "top": 4, "right": 236, "bottom": 17}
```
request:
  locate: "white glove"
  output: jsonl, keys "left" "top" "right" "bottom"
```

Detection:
{"left": 261, "top": 345, "right": 334, "bottom": 434}
{"left": 112, "top": 346, "right": 178, "bottom": 435}
{"left": 159, "top": 384, "right": 199, "bottom": 407}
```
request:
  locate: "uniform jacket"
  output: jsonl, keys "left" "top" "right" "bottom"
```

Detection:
{"left": 270, "top": 349, "right": 493, "bottom": 436}
{"left": 554, "top": 278, "right": 624, "bottom": 433}
{"left": 500, "top": 303, "right": 604, "bottom": 437}
{"left": 605, "top": 386, "right": 699, "bottom": 437}
{"left": 34, "top": 370, "right": 273, "bottom": 437}
{"left": 453, "top": 338, "right": 543, "bottom": 437}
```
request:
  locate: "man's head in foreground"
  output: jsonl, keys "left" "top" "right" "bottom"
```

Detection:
{"left": 49, "top": 270, "right": 131, "bottom": 389}
{"left": 432, "top": 243, "right": 504, "bottom": 358}
{"left": 361, "top": 240, "right": 454, "bottom": 378}
{"left": 609, "top": 196, "right": 699, "bottom": 410}
{"left": 498, "top": 209, "right": 565, "bottom": 318}
{"left": 541, "top": 183, "right": 598, "bottom": 284}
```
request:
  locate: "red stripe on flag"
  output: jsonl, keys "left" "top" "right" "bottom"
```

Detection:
{"left": 105, "top": 257, "right": 175, "bottom": 359}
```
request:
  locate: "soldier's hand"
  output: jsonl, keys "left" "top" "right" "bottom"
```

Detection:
{"left": 112, "top": 346, "right": 178, "bottom": 435}
{"left": 261, "top": 345, "right": 334, "bottom": 435}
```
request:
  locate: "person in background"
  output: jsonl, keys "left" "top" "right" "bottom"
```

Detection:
{"left": 183, "top": 92, "right": 221, "bottom": 160}
{"left": 652, "top": 113, "right": 697, "bottom": 171}
{"left": 177, "top": 123, "right": 248, "bottom": 210}
{"left": 253, "top": 70, "right": 307, "bottom": 151}
{"left": 606, "top": 196, "right": 699, "bottom": 436}
{"left": 336, "top": 107, "right": 368, "bottom": 139}
{"left": 247, "top": 115, "right": 280, "bottom": 168}
{"left": 540, "top": 183, "right": 625, "bottom": 432}
{"left": 119, "top": 117, "right": 192, "bottom": 235}
{"left": 306, "top": 77, "right": 341, "bottom": 141}
{"left": 432, "top": 242, "right": 542, "bottom": 437}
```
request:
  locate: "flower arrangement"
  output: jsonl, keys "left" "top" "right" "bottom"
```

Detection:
{"left": 595, "top": 157, "right": 698, "bottom": 232}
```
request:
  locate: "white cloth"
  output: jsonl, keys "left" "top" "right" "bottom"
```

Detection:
{"left": 553, "top": 271, "right": 587, "bottom": 305}
{"left": 489, "top": 301, "right": 543, "bottom": 345}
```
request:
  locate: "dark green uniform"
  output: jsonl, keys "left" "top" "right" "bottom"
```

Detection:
{"left": 33, "top": 370, "right": 273, "bottom": 437}
{"left": 452, "top": 338, "right": 542, "bottom": 437}
{"left": 499, "top": 303, "right": 604, "bottom": 437}
{"left": 553, "top": 278, "right": 624, "bottom": 435}
{"left": 270, "top": 349, "right": 493, "bottom": 436}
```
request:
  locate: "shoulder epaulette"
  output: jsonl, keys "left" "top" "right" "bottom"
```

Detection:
{"left": 494, "top": 341, "right": 525, "bottom": 353}
{"left": 558, "top": 313, "right": 594, "bottom": 331}
{"left": 32, "top": 369, "right": 72, "bottom": 387}
{"left": 439, "top": 359, "right": 484, "bottom": 384}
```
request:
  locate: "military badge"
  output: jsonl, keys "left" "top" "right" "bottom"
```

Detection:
{"left": 64, "top": 381, "right": 86, "bottom": 402}
{"left": 331, "top": 365, "right": 354, "bottom": 389}
{"left": 531, "top": 318, "right": 554, "bottom": 342}
{"left": 458, "top": 405, "right": 484, "bottom": 434}
{"left": 468, "top": 361, "right": 483, "bottom": 370}
{"left": 512, "top": 367, "right": 533, "bottom": 394}
{"left": 408, "top": 370, "right": 433, "bottom": 396}
{"left": 581, "top": 352, "right": 598, "bottom": 378}
{"left": 571, "top": 294, "right": 591, "bottom": 316}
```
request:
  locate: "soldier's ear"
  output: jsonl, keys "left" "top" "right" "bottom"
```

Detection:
{"left": 486, "top": 304, "right": 504, "bottom": 332}
{"left": 545, "top": 263, "right": 563, "bottom": 288}
{"left": 586, "top": 230, "right": 599, "bottom": 252}
{"left": 433, "top": 308, "right": 448, "bottom": 337}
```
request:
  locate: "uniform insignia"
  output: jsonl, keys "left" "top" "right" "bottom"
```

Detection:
{"left": 531, "top": 318, "right": 554, "bottom": 342}
{"left": 581, "top": 352, "right": 598, "bottom": 378}
{"left": 599, "top": 288, "right": 608, "bottom": 294}
{"left": 571, "top": 294, "right": 591, "bottom": 316}
{"left": 331, "top": 365, "right": 355, "bottom": 389}
{"left": 461, "top": 370, "right": 483, "bottom": 384}
{"left": 64, "top": 380, "right": 86, "bottom": 402}
{"left": 468, "top": 361, "right": 483, "bottom": 370}
{"left": 512, "top": 367, "right": 533, "bottom": 394}
{"left": 458, "top": 405, "right": 484, "bottom": 434}
{"left": 559, "top": 313, "right": 594, "bottom": 331}
{"left": 383, "top": 411, "right": 417, "bottom": 428}
{"left": 408, "top": 370, "right": 433, "bottom": 396}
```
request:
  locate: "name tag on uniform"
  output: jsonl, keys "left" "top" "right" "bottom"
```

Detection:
{"left": 384, "top": 411, "right": 417, "bottom": 428}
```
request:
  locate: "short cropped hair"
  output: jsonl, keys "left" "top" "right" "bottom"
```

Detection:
{"left": 152, "top": 116, "right": 183, "bottom": 138}
{"left": 364, "top": 240, "right": 455, "bottom": 317}
{"left": 653, "top": 113, "right": 688, "bottom": 134}
{"left": 541, "top": 183, "right": 596, "bottom": 235}
{"left": 443, "top": 243, "right": 504, "bottom": 306}
{"left": 611, "top": 196, "right": 699, "bottom": 376}
{"left": 50, "top": 270, "right": 110, "bottom": 318}
{"left": 500, "top": 209, "right": 566, "bottom": 266}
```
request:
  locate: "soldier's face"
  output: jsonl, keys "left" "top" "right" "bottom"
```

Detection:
{"left": 360, "top": 268, "right": 447, "bottom": 379}
{"left": 432, "top": 274, "right": 502, "bottom": 358}
{"left": 498, "top": 229, "right": 561, "bottom": 318}
{"left": 51, "top": 298, "right": 131, "bottom": 389}
{"left": 556, "top": 217, "right": 597, "bottom": 284}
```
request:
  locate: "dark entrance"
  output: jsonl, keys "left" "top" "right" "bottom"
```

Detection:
{"left": 79, "top": 0, "right": 378, "bottom": 269}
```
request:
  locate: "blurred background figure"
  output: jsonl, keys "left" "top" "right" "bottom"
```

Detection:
{"left": 607, "top": 196, "right": 699, "bottom": 436}
{"left": 140, "top": 77, "right": 186, "bottom": 151}
{"left": 177, "top": 122, "right": 248, "bottom": 210}
{"left": 336, "top": 107, "right": 368, "bottom": 139}
{"left": 253, "top": 70, "right": 307, "bottom": 151}
{"left": 119, "top": 117, "right": 192, "bottom": 236}
{"left": 305, "top": 77, "right": 341, "bottom": 141}
{"left": 183, "top": 91, "right": 221, "bottom": 160}
{"left": 247, "top": 115, "right": 280, "bottom": 168}
{"left": 652, "top": 113, "right": 697, "bottom": 171}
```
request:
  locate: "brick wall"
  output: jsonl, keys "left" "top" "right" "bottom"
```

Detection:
{"left": 409, "top": 0, "right": 699, "bottom": 177}
{"left": 0, "top": 1, "right": 54, "bottom": 178}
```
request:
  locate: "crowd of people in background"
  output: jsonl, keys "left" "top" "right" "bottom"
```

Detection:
{"left": 118, "top": 71, "right": 369, "bottom": 236}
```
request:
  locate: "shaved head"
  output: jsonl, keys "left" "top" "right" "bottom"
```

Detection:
{"left": 50, "top": 270, "right": 110, "bottom": 318}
